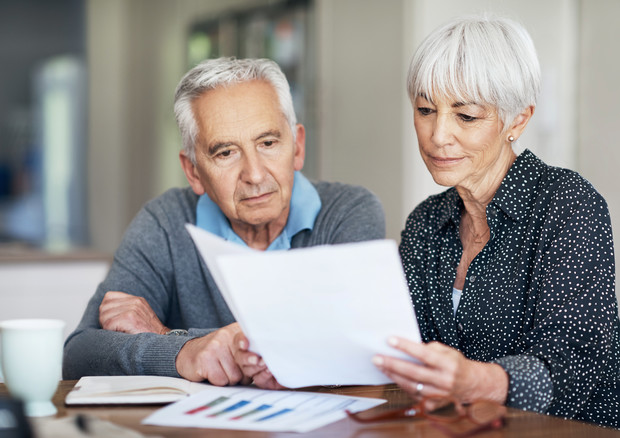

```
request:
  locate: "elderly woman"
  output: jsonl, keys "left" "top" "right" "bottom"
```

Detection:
{"left": 373, "top": 15, "right": 620, "bottom": 428}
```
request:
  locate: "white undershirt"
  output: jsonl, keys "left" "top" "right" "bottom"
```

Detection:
{"left": 452, "top": 287, "right": 462, "bottom": 316}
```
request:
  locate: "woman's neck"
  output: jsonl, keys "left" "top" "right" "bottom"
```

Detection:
{"left": 456, "top": 147, "right": 516, "bottom": 220}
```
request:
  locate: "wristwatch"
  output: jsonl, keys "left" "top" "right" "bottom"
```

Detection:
{"left": 165, "top": 329, "right": 189, "bottom": 336}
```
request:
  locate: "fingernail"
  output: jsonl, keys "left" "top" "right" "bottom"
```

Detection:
{"left": 388, "top": 337, "right": 398, "bottom": 347}
{"left": 258, "top": 358, "right": 265, "bottom": 367}
{"left": 248, "top": 355, "right": 258, "bottom": 365}
{"left": 239, "top": 340, "right": 247, "bottom": 349}
{"left": 372, "top": 356, "right": 384, "bottom": 366}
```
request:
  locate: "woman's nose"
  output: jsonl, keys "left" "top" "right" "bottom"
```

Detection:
{"left": 431, "top": 115, "right": 455, "bottom": 146}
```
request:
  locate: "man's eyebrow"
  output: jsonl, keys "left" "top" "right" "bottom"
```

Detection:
{"left": 254, "top": 130, "right": 281, "bottom": 142}
{"left": 206, "top": 130, "right": 282, "bottom": 155}
{"left": 207, "top": 142, "right": 234, "bottom": 156}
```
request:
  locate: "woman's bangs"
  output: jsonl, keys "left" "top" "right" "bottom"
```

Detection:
{"left": 414, "top": 56, "right": 483, "bottom": 106}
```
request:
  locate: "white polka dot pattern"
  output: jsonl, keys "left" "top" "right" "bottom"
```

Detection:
{"left": 399, "top": 150, "right": 620, "bottom": 428}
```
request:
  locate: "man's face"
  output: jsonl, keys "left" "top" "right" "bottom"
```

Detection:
{"left": 185, "top": 80, "right": 305, "bottom": 230}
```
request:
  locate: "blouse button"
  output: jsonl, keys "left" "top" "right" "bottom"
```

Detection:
{"left": 469, "top": 275, "right": 476, "bottom": 282}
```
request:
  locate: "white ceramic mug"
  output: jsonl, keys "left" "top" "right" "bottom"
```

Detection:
{"left": 0, "top": 319, "right": 65, "bottom": 417}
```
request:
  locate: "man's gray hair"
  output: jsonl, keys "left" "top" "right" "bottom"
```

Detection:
{"left": 174, "top": 57, "right": 297, "bottom": 163}
{"left": 407, "top": 14, "right": 541, "bottom": 131}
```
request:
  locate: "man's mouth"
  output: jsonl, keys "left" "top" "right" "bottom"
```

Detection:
{"left": 241, "top": 192, "right": 274, "bottom": 203}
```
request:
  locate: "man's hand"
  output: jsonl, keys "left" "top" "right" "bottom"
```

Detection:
{"left": 232, "top": 331, "right": 285, "bottom": 390}
{"left": 99, "top": 291, "right": 168, "bottom": 335}
{"left": 176, "top": 322, "right": 254, "bottom": 386}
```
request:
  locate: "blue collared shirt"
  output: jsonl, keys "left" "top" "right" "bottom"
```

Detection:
{"left": 195, "top": 172, "right": 322, "bottom": 250}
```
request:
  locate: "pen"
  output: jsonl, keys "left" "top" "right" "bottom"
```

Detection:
{"left": 75, "top": 414, "right": 90, "bottom": 434}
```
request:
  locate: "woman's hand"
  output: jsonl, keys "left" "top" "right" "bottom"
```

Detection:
{"left": 374, "top": 337, "right": 508, "bottom": 404}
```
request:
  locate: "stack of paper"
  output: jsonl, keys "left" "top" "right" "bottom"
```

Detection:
{"left": 186, "top": 224, "right": 421, "bottom": 388}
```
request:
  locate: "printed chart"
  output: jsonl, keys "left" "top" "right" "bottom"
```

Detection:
{"left": 143, "top": 385, "right": 385, "bottom": 432}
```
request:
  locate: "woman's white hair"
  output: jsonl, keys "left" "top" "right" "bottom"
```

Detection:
{"left": 174, "top": 57, "right": 297, "bottom": 163}
{"left": 407, "top": 14, "right": 541, "bottom": 131}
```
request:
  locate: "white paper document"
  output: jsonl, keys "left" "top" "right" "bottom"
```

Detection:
{"left": 142, "top": 384, "right": 385, "bottom": 433}
{"left": 186, "top": 224, "right": 421, "bottom": 388}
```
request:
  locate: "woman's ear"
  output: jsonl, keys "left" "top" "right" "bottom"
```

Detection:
{"left": 508, "top": 105, "right": 535, "bottom": 140}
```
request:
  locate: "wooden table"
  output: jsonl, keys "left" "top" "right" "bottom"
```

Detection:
{"left": 2, "top": 381, "right": 619, "bottom": 437}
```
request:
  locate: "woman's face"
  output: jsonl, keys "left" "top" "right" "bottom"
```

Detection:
{"left": 413, "top": 94, "right": 514, "bottom": 194}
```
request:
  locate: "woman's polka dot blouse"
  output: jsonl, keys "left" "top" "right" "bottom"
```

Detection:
{"left": 399, "top": 149, "right": 619, "bottom": 428}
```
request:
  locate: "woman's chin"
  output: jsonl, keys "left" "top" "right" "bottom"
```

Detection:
{"left": 429, "top": 173, "right": 460, "bottom": 188}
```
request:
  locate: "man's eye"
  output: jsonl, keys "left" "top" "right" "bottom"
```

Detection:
{"left": 458, "top": 113, "right": 477, "bottom": 122}
{"left": 417, "top": 107, "right": 433, "bottom": 116}
{"left": 263, "top": 140, "right": 275, "bottom": 147}
{"left": 218, "top": 150, "right": 232, "bottom": 158}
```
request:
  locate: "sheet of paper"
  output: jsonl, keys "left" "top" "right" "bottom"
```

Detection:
{"left": 186, "top": 224, "right": 253, "bottom": 320}
{"left": 142, "top": 385, "right": 385, "bottom": 433}
{"left": 186, "top": 224, "right": 421, "bottom": 388}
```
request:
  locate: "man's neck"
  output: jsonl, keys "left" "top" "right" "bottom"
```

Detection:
{"left": 230, "top": 213, "right": 289, "bottom": 250}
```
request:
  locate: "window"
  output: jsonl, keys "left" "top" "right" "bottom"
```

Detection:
{"left": 0, "top": 0, "right": 87, "bottom": 252}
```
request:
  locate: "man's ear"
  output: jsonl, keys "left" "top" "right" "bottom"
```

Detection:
{"left": 293, "top": 124, "right": 306, "bottom": 171}
{"left": 179, "top": 152, "right": 205, "bottom": 195}
{"left": 508, "top": 105, "right": 535, "bottom": 140}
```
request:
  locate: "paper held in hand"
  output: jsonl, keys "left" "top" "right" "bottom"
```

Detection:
{"left": 186, "top": 224, "right": 421, "bottom": 388}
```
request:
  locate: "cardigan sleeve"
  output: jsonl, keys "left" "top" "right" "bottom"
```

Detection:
{"left": 63, "top": 205, "right": 194, "bottom": 379}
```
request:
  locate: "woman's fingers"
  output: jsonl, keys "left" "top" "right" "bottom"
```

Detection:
{"left": 376, "top": 338, "right": 471, "bottom": 397}
{"left": 375, "top": 353, "right": 453, "bottom": 394}
{"left": 382, "top": 370, "right": 446, "bottom": 399}
{"left": 387, "top": 338, "right": 451, "bottom": 368}
{"left": 377, "top": 337, "right": 507, "bottom": 403}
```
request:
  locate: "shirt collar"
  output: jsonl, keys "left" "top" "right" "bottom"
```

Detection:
{"left": 195, "top": 171, "right": 322, "bottom": 250}
{"left": 491, "top": 149, "right": 546, "bottom": 222}
{"left": 434, "top": 188, "right": 462, "bottom": 233}
{"left": 433, "top": 149, "right": 544, "bottom": 232}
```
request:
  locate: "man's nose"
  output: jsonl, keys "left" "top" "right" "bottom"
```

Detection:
{"left": 240, "top": 151, "right": 267, "bottom": 184}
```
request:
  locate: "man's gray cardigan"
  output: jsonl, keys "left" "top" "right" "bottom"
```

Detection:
{"left": 63, "top": 181, "right": 385, "bottom": 379}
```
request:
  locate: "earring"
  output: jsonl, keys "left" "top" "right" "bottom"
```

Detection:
{"left": 508, "top": 135, "right": 515, "bottom": 142}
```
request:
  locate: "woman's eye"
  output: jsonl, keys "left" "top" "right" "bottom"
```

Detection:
{"left": 417, "top": 107, "right": 433, "bottom": 116}
{"left": 458, "top": 113, "right": 477, "bottom": 122}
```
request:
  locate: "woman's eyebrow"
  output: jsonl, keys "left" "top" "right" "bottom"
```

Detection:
{"left": 452, "top": 101, "right": 481, "bottom": 108}
{"left": 417, "top": 93, "right": 433, "bottom": 103}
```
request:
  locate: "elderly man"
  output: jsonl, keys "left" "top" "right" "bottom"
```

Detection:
{"left": 63, "top": 58, "right": 385, "bottom": 388}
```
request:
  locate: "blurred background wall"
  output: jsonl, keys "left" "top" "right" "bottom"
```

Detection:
{"left": 1, "top": 0, "right": 619, "bottom": 302}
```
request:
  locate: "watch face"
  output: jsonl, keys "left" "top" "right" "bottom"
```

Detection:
{"left": 167, "top": 329, "right": 189, "bottom": 336}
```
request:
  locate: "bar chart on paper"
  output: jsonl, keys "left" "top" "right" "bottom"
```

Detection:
{"left": 143, "top": 385, "right": 385, "bottom": 432}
